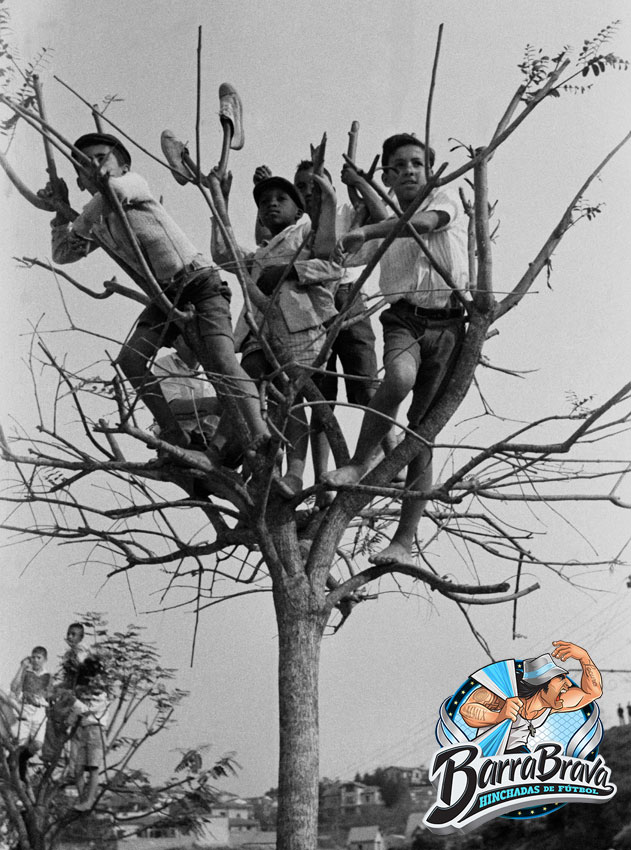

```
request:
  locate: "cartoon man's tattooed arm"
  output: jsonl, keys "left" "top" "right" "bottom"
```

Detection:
{"left": 551, "top": 640, "right": 603, "bottom": 711}
{"left": 460, "top": 687, "right": 523, "bottom": 728}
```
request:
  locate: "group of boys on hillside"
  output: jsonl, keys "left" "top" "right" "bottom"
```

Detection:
{"left": 40, "top": 127, "right": 469, "bottom": 566}
{"left": 0, "top": 623, "right": 109, "bottom": 811}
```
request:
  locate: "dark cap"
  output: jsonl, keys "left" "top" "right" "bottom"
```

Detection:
{"left": 72, "top": 133, "right": 132, "bottom": 167}
{"left": 253, "top": 176, "right": 304, "bottom": 209}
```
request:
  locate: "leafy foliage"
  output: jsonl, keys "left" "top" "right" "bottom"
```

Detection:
{"left": 517, "top": 21, "right": 628, "bottom": 102}
{"left": 0, "top": 0, "right": 53, "bottom": 150}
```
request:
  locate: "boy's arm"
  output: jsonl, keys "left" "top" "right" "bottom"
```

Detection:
{"left": 341, "top": 164, "right": 388, "bottom": 223}
{"left": 50, "top": 192, "right": 107, "bottom": 264}
{"left": 339, "top": 210, "right": 450, "bottom": 254}
{"left": 310, "top": 175, "right": 337, "bottom": 259}
{"left": 10, "top": 658, "right": 29, "bottom": 697}
{"left": 209, "top": 170, "right": 248, "bottom": 270}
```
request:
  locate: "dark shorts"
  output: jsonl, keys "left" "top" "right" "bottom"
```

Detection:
{"left": 381, "top": 299, "right": 465, "bottom": 427}
{"left": 135, "top": 267, "right": 233, "bottom": 348}
{"left": 241, "top": 349, "right": 324, "bottom": 397}
{"left": 320, "top": 284, "right": 379, "bottom": 407}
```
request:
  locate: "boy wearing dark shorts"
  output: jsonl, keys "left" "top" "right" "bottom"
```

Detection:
{"left": 43, "top": 133, "right": 269, "bottom": 453}
{"left": 324, "top": 134, "right": 468, "bottom": 564}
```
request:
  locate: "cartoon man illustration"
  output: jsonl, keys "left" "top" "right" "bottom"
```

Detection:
{"left": 460, "top": 640, "right": 602, "bottom": 754}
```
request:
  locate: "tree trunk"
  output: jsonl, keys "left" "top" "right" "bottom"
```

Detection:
{"left": 274, "top": 578, "right": 327, "bottom": 850}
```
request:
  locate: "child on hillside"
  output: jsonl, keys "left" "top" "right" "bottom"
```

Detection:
{"left": 40, "top": 132, "right": 269, "bottom": 456}
{"left": 212, "top": 173, "right": 341, "bottom": 497}
{"left": 324, "top": 133, "right": 469, "bottom": 564}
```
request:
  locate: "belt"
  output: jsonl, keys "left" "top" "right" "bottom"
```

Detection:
{"left": 171, "top": 258, "right": 214, "bottom": 286}
{"left": 396, "top": 300, "right": 464, "bottom": 320}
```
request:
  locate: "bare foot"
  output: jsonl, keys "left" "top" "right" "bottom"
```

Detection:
{"left": 321, "top": 464, "right": 364, "bottom": 488}
{"left": 369, "top": 540, "right": 413, "bottom": 566}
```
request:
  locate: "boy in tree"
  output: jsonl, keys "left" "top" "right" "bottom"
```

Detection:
{"left": 212, "top": 172, "right": 340, "bottom": 497}
{"left": 10, "top": 646, "right": 51, "bottom": 779}
{"left": 151, "top": 335, "right": 221, "bottom": 450}
{"left": 71, "top": 686, "right": 110, "bottom": 811}
{"left": 253, "top": 160, "right": 394, "bottom": 498}
{"left": 40, "top": 132, "right": 269, "bottom": 455}
{"left": 41, "top": 621, "right": 89, "bottom": 764}
{"left": 324, "top": 134, "right": 469, "bottom": 564}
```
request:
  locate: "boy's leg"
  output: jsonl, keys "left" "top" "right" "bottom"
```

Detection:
{"left": 337, "top": 308, "right": 405, "bottom": 480}
{"left": 117, "top": 317, "right": 189, "bottom": 448}
{"left": 310, "top": 350, "right": 338, "bottom": 486}
{"left": 215, "top": 348, "right": 268, "bottom": 466}
{"left": 322, "top": 335, "right": 417, "bottom": 487}
{"left": 370, "top": 448, "right": 432, "bottom": 564}
{"left": 73, "top": 727, "right": 102, "bottom": 810}
{"left": 188, "top": 273, "right": 270, "bottom": 448}
{"left": 371, "top": 317, "right": 465, "bottom": 563}
{"left": 277, "top": 404, "right": 310, "bottom": 498}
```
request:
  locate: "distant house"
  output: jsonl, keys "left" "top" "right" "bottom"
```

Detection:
{"left": 245, "top": 794, "right": 277, "bottom": 827}
{"left": 340, "top": 781, "right": 383, "bottom": 814}
{"left": 382, "top": 766, "right": 434, "bottom": 808}
{"left": 209, "top": 793, "right": 255, "bottom": 822}
{"left": 382, "top": 766, "right": 429, "bottom": 786}
{"left": 320, "top": 780, "right": 383, "bottom": 820}
{"left": 347, "top": 825, "right": 384, "bottom": 850}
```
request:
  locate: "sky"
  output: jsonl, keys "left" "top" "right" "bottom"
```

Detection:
{"left": 1, "top": 0, "right": 631, "bottom": 799}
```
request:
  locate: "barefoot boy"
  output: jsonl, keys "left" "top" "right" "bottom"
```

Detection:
{"left": 212, "top": 173, "right": 340, "bottom": 496}
{"left": 324, "top": 134, "right": 468, "bottom": 564}
{"left": 42, "top": 132, "right": 268, "bottom": 453}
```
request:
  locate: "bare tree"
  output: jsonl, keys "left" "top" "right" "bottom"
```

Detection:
{"left": 1, "top": 19, "right": 630, "bottom": 850}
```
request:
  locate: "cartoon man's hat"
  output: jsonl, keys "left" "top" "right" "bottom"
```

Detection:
{"left": 522, "top": 653, "right": 567, "bottom": 687}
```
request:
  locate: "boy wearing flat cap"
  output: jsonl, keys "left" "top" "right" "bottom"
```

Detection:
{"left": 40, "top": 133, "right": 269, "bottom": 454}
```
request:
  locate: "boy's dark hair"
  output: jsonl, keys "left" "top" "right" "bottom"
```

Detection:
{"left": 31, "top": 646, "right": 47, "bottom": 658}
{"left": 294, "top": 159, "right": 333, "bottom": 182}
{"left": 67, "top": 622, "right": 85, "bottom": 637}
{"left": 381, "top": 133, "right": 435, "bottom": 168}
{"left": 72, "top": 132, "right": 132, "bottom": 168}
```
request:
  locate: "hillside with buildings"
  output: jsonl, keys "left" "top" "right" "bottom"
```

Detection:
{"left": 28, "top": 724, "right": 628, "bottom": 850}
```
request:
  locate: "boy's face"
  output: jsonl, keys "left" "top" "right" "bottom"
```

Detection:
{"left": 382, "top": 143, "right": 427, "bottom": 208}
{"left": 77, "top": 143, "right": 128, "bottom": 193}
{"left": 66, "top": 626, "right": 84, "bottom": 647}
{"left": 30, "top": 651, "right": 46, "bottom": 671}
{"left": 257, "top": 188, "right": 301, "bottom": 235}
{"left": 293, "top": 168, "right": 314, "bottom": 216}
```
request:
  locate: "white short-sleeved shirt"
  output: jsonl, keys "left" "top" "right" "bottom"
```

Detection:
{"left": 357, "top": 187, "right": 469, "bottom": 309}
